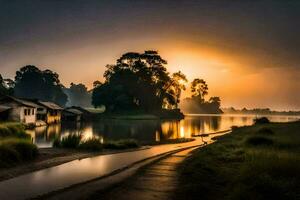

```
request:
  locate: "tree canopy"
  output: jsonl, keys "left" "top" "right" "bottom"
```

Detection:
{"left": 92, "top": 51, "right": 187, "bottom": 112}
{"left": 180, "top": 78, "right": 222, "bottom": 114}
{"left": 14, "top": 65, "right": 68, "bottom": 106}
{"left": 64, "top": 83, "right": 92, "bottom": 107}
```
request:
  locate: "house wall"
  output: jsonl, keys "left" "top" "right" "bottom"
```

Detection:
{"left": 3, "top": 102, "right": 37, "bottom": 124}
{"left": 46, "top": 110, "right": 61, "bottom": 124}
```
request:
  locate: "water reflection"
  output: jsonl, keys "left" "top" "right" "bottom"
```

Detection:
{"left": 28, "top": 114, "right": 300, "bottom": 148}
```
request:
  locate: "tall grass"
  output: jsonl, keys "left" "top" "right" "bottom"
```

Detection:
{"left": 0, "top": 122, "right": 29, "bottom": 138}
{"left": 176, "top": 121, "right": 300, "bottom": 200}
{"left": 0, "top": 138, "right": 38, "bottom": 168}
{"left": 53, "top": 135, "right": 139, "bottom": 151}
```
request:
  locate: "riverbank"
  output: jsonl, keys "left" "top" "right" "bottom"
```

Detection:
{"left": 0, "top": 147, "right": 149, "bottom": 181}
{"left": 175, "top": 121, "right": 300, "bottom": 200}
{"left": 0, "top": 137, "right": 197, "bottom": 182}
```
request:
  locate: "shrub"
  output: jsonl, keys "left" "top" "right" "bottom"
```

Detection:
{"left": 256, "top": 127, "right": 274, "bottom": 135}
{"left": 254, "top": 117, "right": 270, "bottom": 124}
{"left": 103, "top": 139, "right": 139, "bottom": 150}
{"left": 231, "top": 126, "right": 239, "bottom": 131}
{"left": 79, "top": 138, "right": 103, "bottom": 151}
{"left": 0, "top": 139, "right": 38, "bottom": 168}
{"left": 0, "top": 145, "right": 21, "bottom": 167}
{"left": 0, "top": 123, "right": 29, "bottom": 138}
{"left": 245, "top": 136, "right": 274, "bottom": 146}
{"left": 60, "top": 134, "right": 82, "bottom": 148}
{"left": 52, "top": 137, "right": 61, "bottom": 148}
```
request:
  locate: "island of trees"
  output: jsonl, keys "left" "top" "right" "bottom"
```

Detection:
{"left": 0, "top": 50, "right": 223, "bottom": 117}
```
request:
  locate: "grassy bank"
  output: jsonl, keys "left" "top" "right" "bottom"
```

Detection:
{"left": 0, "top": 122, "right": 38, "bottom": 168}
{"left": 53, "top": 135, "right": 140, "bottom": 151}
{"left": 176, "top": 121, "right": 300, "bottom": 200}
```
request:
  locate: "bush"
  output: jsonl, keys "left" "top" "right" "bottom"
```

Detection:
{"left": 0, "top": 139, "right": 38, "bottom": 168}
{"left": 254, "top": 117, "right": 270, "bottom": 124}
{"left": 231, "top": 126, "right": 239, "bottom": 131}
{"left": 0, "top": 123, "right": 29, "bottom": 138}
{"left": 103, "top": 139, "right": 139, "bottom": 150}
{"left": 52, "top": 137, "right": 61, "bottom": 148}
{"left": 245, "top": 136, "right": 274, "bottom": 146}
{"left": 256, "top": 127, "right": 274, "bottom": 135}
{"left": 0, "top": 145, "right": 21, "bottom": 167}
{"left": 60, "top": 134, "right": 82, "bottom": 148}
{"left": 79, "top": 138, "right": 103, "bottom": 151}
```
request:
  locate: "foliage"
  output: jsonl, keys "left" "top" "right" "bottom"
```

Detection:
{"left": 103, "top": 139, "right": 139, "bottom": 149}
{"left": 59, "top": 134, "right": 82, "bottom": 148}
{"left": 0, "top": 74, "right": 14, "bottom": 95}
{"left": 79, "top": 138, "right": 103, "bottom": 151}
{"left": 92, "top": 51, "right": 187, "bottom": 112}
{"left": 254, "top": 117, "right": 270, "bottom": 124}
{"left": 256, "top": 127, "right": 274, "bottom": 135}
{"left": 245, "top": 135, "right": 274, "bottom": 146}
{"left": 191, "top": 78, "right": 208, "bottom": 102}
{"left": 13, "top": 65, "right": 68, "bottom": 106}
{"left": 180, "top": 78, "right": 222, "bottom": 114}
{"left": 0, "top": 138, "right": 38, "bottom": 168}
{"left": 64, "top": 83, "right": 92, "bottom": 107}
{"left": 176, "top": 122, "right": 300, "bottom": 200}
{"left": 0, "top": 123, "right": 29, "bottom": 138}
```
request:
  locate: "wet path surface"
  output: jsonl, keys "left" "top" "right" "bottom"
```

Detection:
{"left": 0, "top": 132, "right": 227, "bottom": 200}
{"left": 87, "top": 147, "right": 198, "bottom": 200}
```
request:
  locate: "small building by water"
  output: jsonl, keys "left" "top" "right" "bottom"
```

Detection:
{"left": 62, "top": 108, "right": 83, "bottom": 122}
{"left": 34, "top": 101, "right": 63, "bottom": 124}
{"left": 0, "top": 96, "right": 40, "bottom": 124}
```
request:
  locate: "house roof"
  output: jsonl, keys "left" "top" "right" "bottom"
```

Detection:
{"left": 64, "top": 108, "right": 83, "bottom": 115}
{"left": 0, "top": 105, "right": 11, "bottom": 112}
{"left": 38, "top": 101, "right": 63, "bottom": 110}
{"left": 0, "top": 96, "right": 41, "bottom": 108}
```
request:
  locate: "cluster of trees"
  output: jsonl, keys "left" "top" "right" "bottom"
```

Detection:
{"left": 180, "top": 79, "right": 223, "bottom": 114}
{"left": 0, "top": 74, "right": 14, "bottom": 95}
{"left": 0, "top": 66, "right": 91, "bottom": 107}
{"left": 92, "top": 51, "right": 187, "bottom": 112}
{"left": 63, "top": 83, "right": 92, "bottom": 107}
{"left": 1, "top": 50, "right": 222, "bottom": 114}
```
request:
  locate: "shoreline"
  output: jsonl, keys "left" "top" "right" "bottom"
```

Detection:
{"left": 0, "top": 138, "right": 196, "bottom": 182}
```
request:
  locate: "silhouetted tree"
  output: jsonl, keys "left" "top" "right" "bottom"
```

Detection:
{"left": 92, "top": 50, "right": 186, "bottom": 112}
{"left": 14, "top": 65, "right": 67, "bottom": 106}
{"left": 64, "top": 83, "right": 92, "bottom": 107}
{"left": 191, "top": 78, "right": 208, "bottom": 103}
{"left": 180, "top": 79, "right": 222, "bottom": 114}
{"left": 0, "top": 74, "right": 13, "bottom": 96}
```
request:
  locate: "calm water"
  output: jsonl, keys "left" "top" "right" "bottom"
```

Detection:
{"left": 27, "top": 114, "right": 300, "bottom": 148}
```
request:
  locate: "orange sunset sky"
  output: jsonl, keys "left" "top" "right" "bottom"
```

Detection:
{"left": 1, "top": 1, "right": 300, "bottom": 110}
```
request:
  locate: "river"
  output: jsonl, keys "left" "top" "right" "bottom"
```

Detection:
{"left": 27, "top": 114, "right": 300, "bottom": 148}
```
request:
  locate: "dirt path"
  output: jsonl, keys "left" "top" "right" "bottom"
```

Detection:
{"left": 87, "top": 147, "right": 198, "bottom": 200}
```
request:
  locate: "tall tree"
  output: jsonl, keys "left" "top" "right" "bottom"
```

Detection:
{"left": 14, "top": 65, "right": 68, "bottom": 106}
{"left": 65, "top": 83, "right": 92, "bottom": 107}
{"left": 92, "top": 50, "right": 185, "bottom": 112}
{"left": 191, "top": 78, "right": 208, "bottom": 103}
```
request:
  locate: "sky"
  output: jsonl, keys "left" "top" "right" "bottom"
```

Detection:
{"left": 0, "top": 0, "right": 300, "bottom": 110}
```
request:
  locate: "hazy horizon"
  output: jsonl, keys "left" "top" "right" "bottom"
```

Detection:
{"left": 1, "top": 0, "right": 300, "bottom": 110}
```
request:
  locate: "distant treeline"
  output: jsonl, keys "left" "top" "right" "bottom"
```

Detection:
{"left": 0, "top": 50, "right": 222, "bottom": 114}
{"left": 222, "top": 107, "right": 300, "bottom": 115}
{"left": 0, "top": 66, "right": 91, "bottom": 107}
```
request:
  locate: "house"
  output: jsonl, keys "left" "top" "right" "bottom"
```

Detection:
{"left": 66, "top": 106, "right": 92, "bottom": 120}
{"left": 34, "top": 101, "right": 63, "bottom": 124}
{"left": 0, "top": 96, "right": 40, "bottom": 124}
{"left": 0, "top": 105, "right": 11, "bottom": 121}
{"left": 62, "top": 108, "right": 83, "bottom": 122}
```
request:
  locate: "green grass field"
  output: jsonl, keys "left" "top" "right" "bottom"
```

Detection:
{"left": 176, "top": 121, "right": 300, "bottom": 200}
